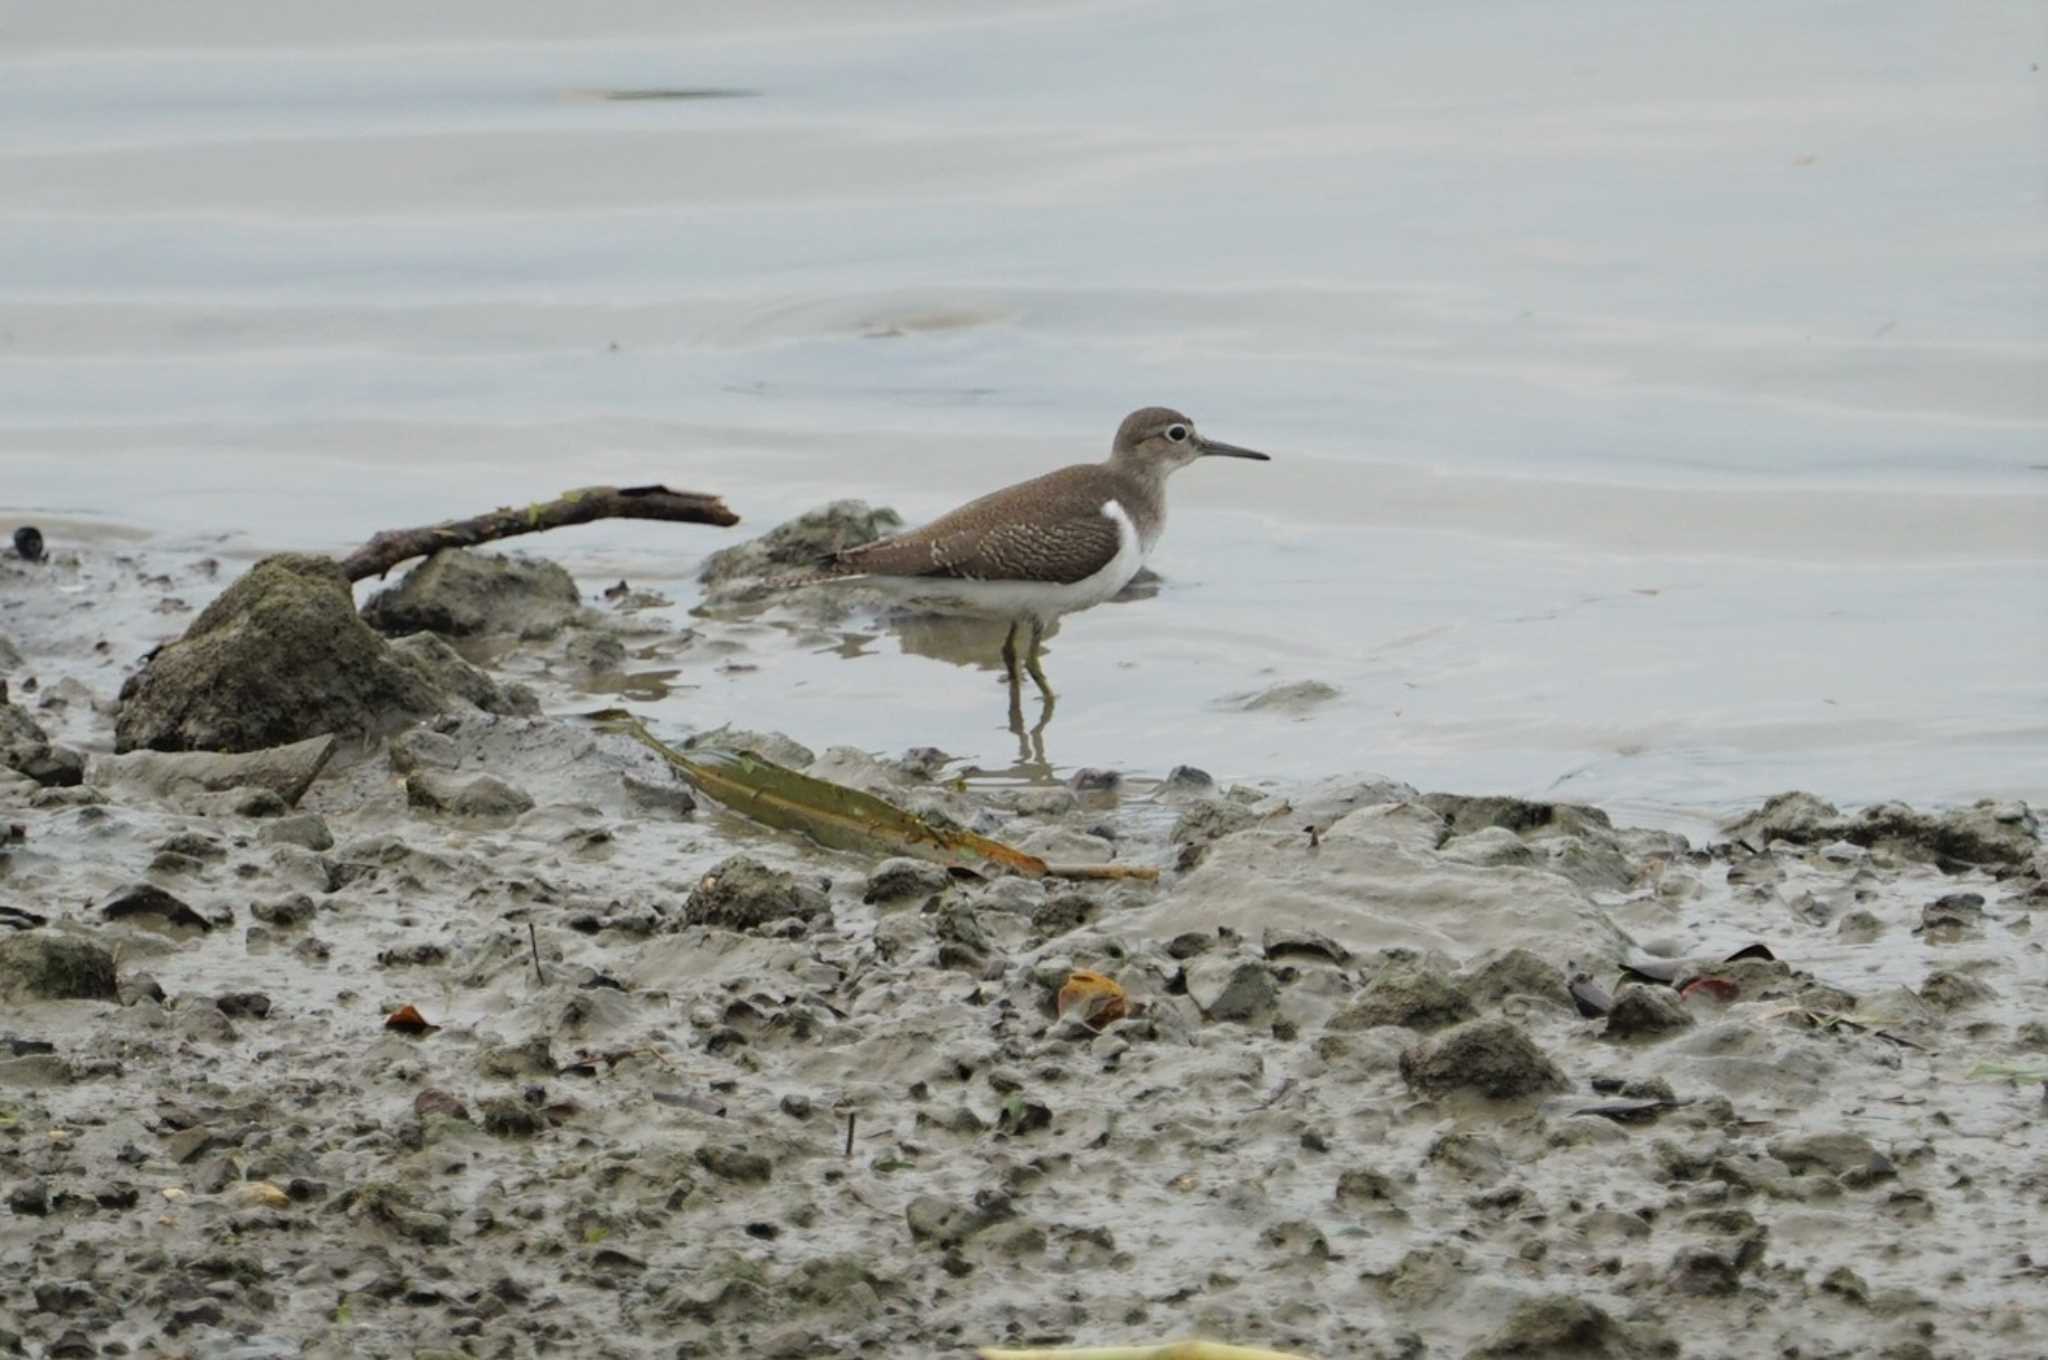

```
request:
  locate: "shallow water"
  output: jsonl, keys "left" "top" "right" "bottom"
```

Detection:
{"left": 2, "top": 0, "right": 2043, "bottom": 828}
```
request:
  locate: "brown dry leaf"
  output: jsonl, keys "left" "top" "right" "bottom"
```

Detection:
{"left": 1057, "top": 970, "right": 1128, "bottom": 1030}
{"left": 384, "top": 1004, "right": 438, "bottom": 1034}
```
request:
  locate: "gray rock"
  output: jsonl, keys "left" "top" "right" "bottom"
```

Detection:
{"left": 388, "top": 728, "right": 461, "bottom": 774}
{"left": 362, "top": 548, "right": 582, "bottom": 638}
{"left": 258, "top": 813, "right": 334, "bottom": 852}
{"left": 697, "top": 500, "right": 903, "bottom": 605}
{"left": 1398, "top": 1018, "right": 1570, "bottom": 1100}
{"left": 1835, "top": 909, "right": 1884, "bottom": 943}
{"left": 1161, "top": 765, "right": 1215, "bottom": 800}
{"left": 250, "top": 894, "right": 317, "bottom": 928}
{"left": 1721, "top": 791, "right": 1843, "bottom": 850}
{"left": 863, "top": 857, "right": 951, "bottom": 903}
{"left": 101, "top": 883, "right": 215, "bottom": 931}
{"left": 388, "top": 633, "right": 540, "bottom": 716}
{"left": 404, "top": 771, "right": 536, "bottom": 820}
{"left": 1184, "top": 957, "right": 1280, "bottom": 1023}
{"left": 0, "top": 700, "right": 82, "bottom": 788}
{"left": 1603, "top": 983, "right": 1696, "bottom": 1039}
{"left": 1460, "top": 948, "right": 1574, "bottom": 1010}
{"left": 87, "top": 734, "right": 336, "bottom": 809}
{"left": 0, "top": 933, "right": 119, "bottom": 1003}
{"left": 1332, "top": 959, "right": 1477, "bottom": 1032}
{"left": 115, "top": 554, "right": 444, "bottom": 753}
{"left": 685, "top": 855, "right": 829, "bottom": 930}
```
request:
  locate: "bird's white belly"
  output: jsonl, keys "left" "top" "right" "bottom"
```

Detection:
{"left": 865, "top": 499, "right": 1146, "bottom": 622}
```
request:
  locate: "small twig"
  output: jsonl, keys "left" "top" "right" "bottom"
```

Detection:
{"left": 844, "top": 1111, "right": 856, "bottom": 1158}
{"left": 528, "top": 921, "right": 545, "bottom": 985}
{"left": 336, "top": 484, "right": 737, "bottom": 582}
{"left": 1044, "top": 863, "right": 1160, "bottom": 882}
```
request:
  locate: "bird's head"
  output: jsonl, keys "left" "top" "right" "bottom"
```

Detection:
{"left": 1109, "top": 406, "right": 1270, "bottom": 477}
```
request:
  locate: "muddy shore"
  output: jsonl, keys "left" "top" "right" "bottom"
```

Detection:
{"left": 2, "top": 531, "right": 2043, "bottom": 1360}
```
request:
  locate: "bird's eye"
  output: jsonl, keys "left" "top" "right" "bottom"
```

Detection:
{"left": 1166, "top": 424, "right": 1189, "bottom": 442}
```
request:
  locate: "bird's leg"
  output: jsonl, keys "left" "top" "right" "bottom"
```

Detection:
{"left": 1000, "top": 620, "right": 1022, "bottom": 689}
{"left": 1024, "top": 618, "right": 1056, "bottom": 703}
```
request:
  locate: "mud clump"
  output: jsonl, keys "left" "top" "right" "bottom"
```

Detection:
{"left": 1469, "top": 1294, "right": 1647, "bottom": 1358}
{"left": 362, "top": 548, "right": 583, "bottom": 639}
{"left": 115, "top": 554, "right": 442, "bottom": 753}
{"left": 1399, "top": 1017, "right": 1570, "bottom": 1099}
{"left": 1724, "top": 791, "right": 2038, "bottom": 870}
{"left": 1603, "top": 983, "right": 1696, "bottom": 1039}
{"left": 697, "top": 500, "right": 902, "bottom": 606}
{"left": 684, "top": 855, "right": 829, "bottom": 930}
{"left": 0, "top": 932, "right": 118, "bottom": 1003}
{"left": 1, "top": 697, "right": 83, "bottom": 787}
{"left": 388, "top": 633, "right": 540, "bottom": 717}
{"left": 405, "top": 771, "right": 537, "bottom": 821}
{"left": 1333, "top": 957, "right": 1478, "bottom": 1031}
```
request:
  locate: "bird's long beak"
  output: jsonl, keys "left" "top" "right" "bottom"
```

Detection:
{"left": 1196, "top": 434, "right": 1271, "bottom": 461}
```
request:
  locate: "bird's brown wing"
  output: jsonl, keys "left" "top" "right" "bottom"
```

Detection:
{"left": 837, "top": 467, "right": 1126, "bottom": 585}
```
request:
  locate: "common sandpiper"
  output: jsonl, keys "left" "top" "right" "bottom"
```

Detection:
{"left": 808, "top": 406, "right": 1270, "bottom": 700}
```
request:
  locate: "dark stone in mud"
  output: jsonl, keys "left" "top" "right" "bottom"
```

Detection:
{"left": 101, "top": 882, "right": 214, "bottom": 931}
{"left": 405, "top": 770, "right": 536, "bottom": 819}
{"left": 1068, "top": 767, "right": 1122, "bottom": 793}
{"left": 1399, "top": 1018, "right": 1570, "bottom": 1100}
{"left": 250, "top": 893, "right": 317, "bottom": 928}
{"left": 1031, "top": 893, "right": 1097, "bottom": 938}
{"left": 1920, "top": 893, "right": 1985, "bottom": 931}
{"left": 0, "top": 698, "right": 83, "bottom": 787}
{"left": 697, "top": 499, "right": 903, "bottom": 604}
{"left": 863, "top": 856, "right": 951, "bottom": 903}
{"left": 1334, "top": 1167, "right": 1403, "bottom": 1209}
{"left": 362, "top": 548, "right": 582, "bottom": 638}
{"left": 116, "top": 553, "right": 441, "bottom": 752}
{"left": 215, "top": 991, "right": 272, "bottom": 1019}
{"left": 1184, "top": 957, "right": 1281, "bottom": 1023}
{"left": 478, "top": 1097, "right": 544, "bottom": 1138}
{"left": 1603, "top": 983, "right": 1695, "bottom": 1039}
{"left": 7, "top": 1180, "right": 50, "bottom": 1216}
{"left": 1332, "top": 959, "right": 1477, "bottom": 1032}
{"left": 1462, "top": 948, "right": 1574, "bottom": 1010}
{"left": 696, "top": 1145, "right": 773, "bottom": 1182}
{"left": 1468, "top": 1294, "right": 1644, "bottom": 1358}
{"left": 1666, "top": 1244, "right": 1744, "bottom": 1296}
{"left": 1919, "top": 969, "right": 1996, "bottom": 1010}
{"left": 905, "top": 1193, "right": 1012, "bottom": 1248}
{"left": 685, "top": 855, "right": 829, "bottom": 930}
{"left": 0, "top": 933, "right": 118, "bottom": 1003}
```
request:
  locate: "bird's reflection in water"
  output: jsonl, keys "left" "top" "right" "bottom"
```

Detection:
{"left": 886, "top": 614, "right": 1064, "bottom": 781}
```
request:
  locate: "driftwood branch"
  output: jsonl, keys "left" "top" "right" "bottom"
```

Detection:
{"left": 337, "top": 484, "right": 738, "bottom": 582}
